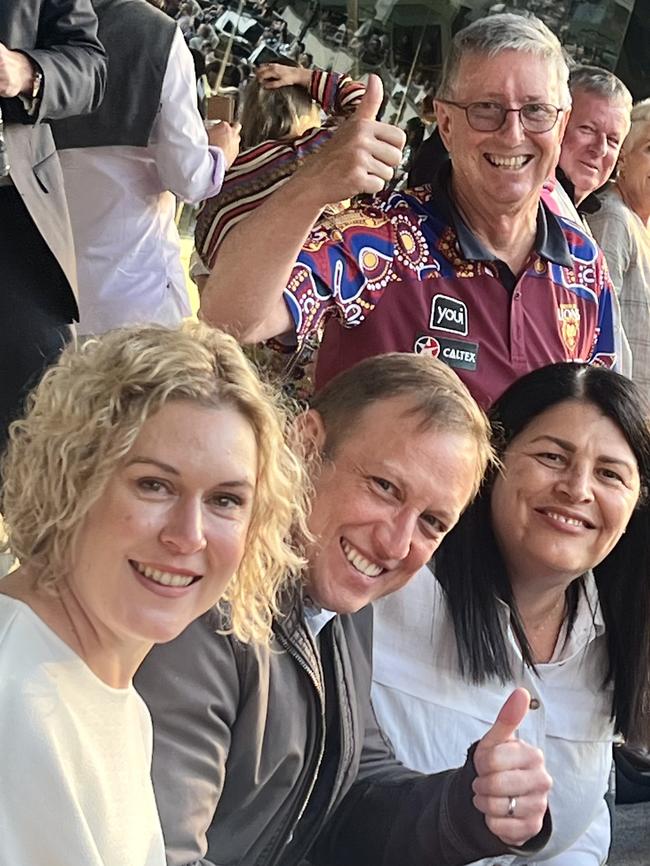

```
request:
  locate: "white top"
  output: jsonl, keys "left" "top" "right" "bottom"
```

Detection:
{"left": 372, "top": 566, "right": 614, "bottom": 866}
{"left": 0, "top": 595, "right": 166, "bottom": 866}
{"left": 59, "top": 27, "right": 225, "bottom": 335}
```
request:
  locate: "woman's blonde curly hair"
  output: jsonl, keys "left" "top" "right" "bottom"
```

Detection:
{"left": 0, "top": 322, "right": 309, "bottom": 644}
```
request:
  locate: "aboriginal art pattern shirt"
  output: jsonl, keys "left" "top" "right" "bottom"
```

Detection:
{"left": 284, "top": 164, "right": 617, "bottom": 408}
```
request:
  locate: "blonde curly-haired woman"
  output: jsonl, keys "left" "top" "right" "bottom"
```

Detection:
{"left": 0, "top": 322, "right": 308, "bottom": 866}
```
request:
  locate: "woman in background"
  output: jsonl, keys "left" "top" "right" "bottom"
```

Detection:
{"left": 589, "top": 99, "right": 650, "bottom": 400}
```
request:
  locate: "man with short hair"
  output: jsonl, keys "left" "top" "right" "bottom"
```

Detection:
{"left": 541, "top": 65, "right": 633, "bottom": 378}
{"left": 557, "top": 65, "right": 632, "bottom": 212}
{"left": 136, "top": 352, "right": 553, "bottom": 866}
{"left": 200, "top": 13, "right": 619, "bottom": 409}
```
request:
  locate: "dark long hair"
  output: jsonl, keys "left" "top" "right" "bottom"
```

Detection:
{"left": 436, "top": 363, "right": 650, "bottom": 741}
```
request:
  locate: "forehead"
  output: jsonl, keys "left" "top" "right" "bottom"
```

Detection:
{"left": 513, "top": 400, "right": 635, "bottom": 457}
{"left": 453, "top": 49, "right": 562, "bottom": 101}
{"left": 337, "top": 394, "right": 479, "bottom": 468}
{"left": 568, "top": 90, "right": 630, "bottom": 135}
{"left": 131, "top": 400, "right": 257, "bottom": 472}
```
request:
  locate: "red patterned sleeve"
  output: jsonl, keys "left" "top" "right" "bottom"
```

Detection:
{"left": 283, "top": 199, "right": 399, "bottom": 348}
{"left": 308, "top": 69, "right": 366, "bottom": 118}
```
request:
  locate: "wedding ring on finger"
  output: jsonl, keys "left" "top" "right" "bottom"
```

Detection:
{"left": 506, "top": 796, "right": 517, "bottom": 818}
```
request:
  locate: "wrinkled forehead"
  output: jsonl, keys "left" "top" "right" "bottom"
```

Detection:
{"left": 452, "top": 48, "right": 565, "bottom": 102}
{"left": 568, "top": 89, "right": 631, "bottom": 133}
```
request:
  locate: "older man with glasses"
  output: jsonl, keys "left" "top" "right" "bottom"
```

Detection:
{"left": 200, "top": 13, "right": 620, "bottom": 410}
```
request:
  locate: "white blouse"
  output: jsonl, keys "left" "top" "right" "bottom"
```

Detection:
{"left": 372, "top": 566, "right": 613, "bottom": 866}
{"left": 0, "top": 595, "right": 166, "bottom": 866}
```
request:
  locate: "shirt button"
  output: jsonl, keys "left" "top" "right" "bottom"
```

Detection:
{"left": 529, "top": 698, "right": 541, "bottom": 710}
{"left": 514, "top": 291, "right": 521, "bottom": 300}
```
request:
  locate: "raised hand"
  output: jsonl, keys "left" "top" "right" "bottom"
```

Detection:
{"left": 256, "top": 63, "right": 311, "bottom": 90}
{"left": 295, "top": 74, "right": 405, "bottom": 205}
{"left": 472, "top": 688, "right": 552, "bottom": 846}
{"left": 207, "top": 121, "right": 241, "bottom": 168}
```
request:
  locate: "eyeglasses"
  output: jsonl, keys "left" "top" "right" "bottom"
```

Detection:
{"left": 438, "top": 100, "right": 564, "bottom": 133}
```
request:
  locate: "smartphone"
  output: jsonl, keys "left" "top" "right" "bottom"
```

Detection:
{"left": 206, "top": 93, "right": 236, "bottom": 123}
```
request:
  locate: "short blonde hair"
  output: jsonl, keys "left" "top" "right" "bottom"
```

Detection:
{"left": 1, "top": 323, "right": 309, "bottom": 644}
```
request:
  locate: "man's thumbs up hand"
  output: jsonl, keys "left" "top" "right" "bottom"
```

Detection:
{"left": 294, "top": 73, "right": 405, "bottom": 204}
{"left": 354, "top": 72, "right": 385, "bottom": 121}
{"left": 472, "top": 689, "right": 552, "bottom": 847}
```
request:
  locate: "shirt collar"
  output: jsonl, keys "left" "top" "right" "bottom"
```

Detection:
{"left": 429, "top": 162, "right": 573, "bottom": 269}
{"left": 555, "top": 166, "right": 602, "bottom": 216}
{"left": 303, "top": 597, "right": 337, "bottom": 637}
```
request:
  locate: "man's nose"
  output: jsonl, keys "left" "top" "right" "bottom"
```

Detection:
{"left": 373, "top": 509, "right": 417, "bottom": 563}
{"left": 160, "top": 498, "right": 207, "bottom": 554}
{"left": 588, "top": 131, "right": 608, "bottom": 158}
{"left": 497, "top": 109, "right": 527, "bottom": 144}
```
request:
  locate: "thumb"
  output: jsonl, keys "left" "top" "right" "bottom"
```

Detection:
{"left": 355, "top": 74, "right": 384, "bottom": 122}
{"left": 478, "top": 687, "right": 530, "bottom": 750}
{"left": 231, "top": 121, "right": 242, "bottom": 133}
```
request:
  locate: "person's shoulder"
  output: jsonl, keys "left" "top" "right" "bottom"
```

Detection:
{"left": 0, "top": 594, "right": 42, "bottom": 647}
{"left": 554, "top": 211, "right": 605, "bottom": 266}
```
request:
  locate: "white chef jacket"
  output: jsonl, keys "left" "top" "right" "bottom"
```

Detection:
{"left": 59, "top": 27, "right": 225, "bottom": 335}
{"left": 372, "top": 565, "right": 613, "bottom": 866}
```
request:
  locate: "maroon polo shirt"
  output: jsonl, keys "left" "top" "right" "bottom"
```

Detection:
{"left": 282, "top": 165, "right": 616, "bottom": 408}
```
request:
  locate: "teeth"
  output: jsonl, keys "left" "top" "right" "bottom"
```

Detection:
{"left": 546, "top": 511, "right": 586, "bottom": 528}
{"left": 341, "top": 539, "right": 384, "bottom": 578}
{"left": 486, "top": 154, "right": 529, "bottom": 168}
{"left": 134, "top": 561, "right": 196, "bottom": 587}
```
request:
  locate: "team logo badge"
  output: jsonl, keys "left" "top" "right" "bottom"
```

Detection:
{"left": 558, "top": 303, "right": 580, "bottom": 355}
{"left": 429, "top": 294, "right": 468, "bottom": 336}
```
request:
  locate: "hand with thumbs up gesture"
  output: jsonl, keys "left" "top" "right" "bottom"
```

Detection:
{"left": 472, "top": 688, "right": 552, "bottom": 846}
{"left": 295, "top": 73, "right": 405, "bottom": 204}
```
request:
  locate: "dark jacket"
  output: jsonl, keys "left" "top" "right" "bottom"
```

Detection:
{"left": 0, "top": 0, "right": 106, "bottom": 302}
{"left": 135, "top": 598, "right": 550, "bottom": 866}
{"left": 53, "top": 0, "right": 176, "bottom": 150}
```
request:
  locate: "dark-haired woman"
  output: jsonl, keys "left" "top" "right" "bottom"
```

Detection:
{"left": 372, "top": 362, "right": 650, "bottom": 866}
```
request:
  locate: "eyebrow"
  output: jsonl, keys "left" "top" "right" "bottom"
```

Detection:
{"left": 126, "top": 457, "right": 255, "bottom": 490}
{"left": 365, "top": 460, "right": 458, "bottom": 523}
{"left": 528, "top": 435, "right": 635, "bottom": 470}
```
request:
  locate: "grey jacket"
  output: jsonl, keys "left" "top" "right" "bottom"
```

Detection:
{"left": 135, "top": 598, "right": 550, "bottom": 866}
{"left": 1, "top": 0, "right": 107, "bottom": 302}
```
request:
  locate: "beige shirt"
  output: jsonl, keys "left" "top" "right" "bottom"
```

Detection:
{"left": 589, "top": 185, "right": 650, "bottom": 398}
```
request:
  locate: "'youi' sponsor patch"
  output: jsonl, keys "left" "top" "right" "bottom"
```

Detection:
{"left": 429, "top": 294, "right": 468, "bottom": 336}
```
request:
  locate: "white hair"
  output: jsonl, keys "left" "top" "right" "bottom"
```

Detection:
{"left": 622, "top": 98, "right": 650, "bottom": 153}
{"left": 569, "top": 65, "right": 633, "bottom": 113}
{"left": 437, "top": 12, "right": 571, "bottom": 108}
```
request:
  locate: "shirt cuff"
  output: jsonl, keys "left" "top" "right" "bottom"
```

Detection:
{"left": 206, "top": 145, "right": 227, "bottom": 198}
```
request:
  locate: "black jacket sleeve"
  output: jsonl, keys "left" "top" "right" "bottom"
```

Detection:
{"left": 308, "top": 605, "right": 552, "bottom": 866}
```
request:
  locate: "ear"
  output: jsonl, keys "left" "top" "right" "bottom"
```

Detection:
{"left": 434, "top": 100, "right": 454, "bottom": 151}
{"left": 293, "top": 408, "right": 327, "bottom": 458}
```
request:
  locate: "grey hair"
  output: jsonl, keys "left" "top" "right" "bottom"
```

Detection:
{"left": 622, "top": 99, "right": 650, "bottom": 153}
{"left": 437, "top": 12, "right": 571, "bottom": 107}
{"left": 569, "top": 65, "right": 633, "bottom": 113}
